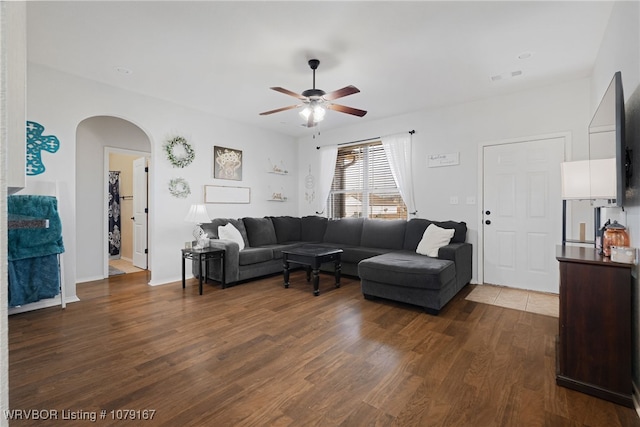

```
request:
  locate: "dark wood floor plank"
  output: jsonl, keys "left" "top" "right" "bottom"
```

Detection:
{"left": 7, "top": 271, "right": 640, "bottom": 426}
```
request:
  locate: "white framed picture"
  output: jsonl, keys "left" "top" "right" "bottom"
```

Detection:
{"left": 204, "top": 185, "right": 250, "bottom": 204}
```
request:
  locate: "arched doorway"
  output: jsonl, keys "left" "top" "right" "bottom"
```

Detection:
{"left": 76, "top": 116, "right": 152, "bottom": 282}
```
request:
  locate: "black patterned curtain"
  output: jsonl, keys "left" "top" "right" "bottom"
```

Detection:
{"left": 108, "top": 171, "right": 121, "bottom": 258}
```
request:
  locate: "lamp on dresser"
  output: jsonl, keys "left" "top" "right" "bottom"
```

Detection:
{"left": 560, "top": 158, "right": 616, "bottom": 247}
{"left": 184, "top": 204, "right": 211, "bottom": 249}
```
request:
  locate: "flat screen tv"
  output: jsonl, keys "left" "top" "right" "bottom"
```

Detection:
{"left": 588, "top": 71, "right": 628, "bottom": 207}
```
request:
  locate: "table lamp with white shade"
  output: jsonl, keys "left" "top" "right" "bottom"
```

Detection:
{"left": 561, "top": 158, "right": 617, "bottom": 201}
{"left": 184, "top": 204, "right": 211, "bottom": 249}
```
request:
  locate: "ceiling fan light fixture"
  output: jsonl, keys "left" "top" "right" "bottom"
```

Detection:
{"left": 299, "top": 103, "right": 325, "bottom": 123}
{"left": 260, "top": 58, "right": 366, "bottom": 123}
{"left": 313, "top": 105, "right": 326, "bottom": 121}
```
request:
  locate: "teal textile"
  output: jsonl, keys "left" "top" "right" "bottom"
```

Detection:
{"left": 8, "top": 195, "right": 64, "bottom": 261}
{"left": 8, "top": 255, "right": 60, "bottom": 306}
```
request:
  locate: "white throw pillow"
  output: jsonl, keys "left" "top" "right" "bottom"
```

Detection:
{"left": 416, "top": 224, "right": 455, "bottom": 257}
{"left": 218, "top": 223, "right": 245, "bottom": 251}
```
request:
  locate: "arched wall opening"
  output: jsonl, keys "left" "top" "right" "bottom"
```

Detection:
{"left": 76, "top": 116, "right": 152, "bottom": 282}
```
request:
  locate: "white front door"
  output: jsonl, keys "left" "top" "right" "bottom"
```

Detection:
{"left": 132, "top": 156, "right": 148, "bottom": 269}
{"left": 483, "top": 137, "right": 564, "bottom": 293}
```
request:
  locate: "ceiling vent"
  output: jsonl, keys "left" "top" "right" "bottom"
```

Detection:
{"left": 490, "top": 70, "right": 523, "bottom": 82}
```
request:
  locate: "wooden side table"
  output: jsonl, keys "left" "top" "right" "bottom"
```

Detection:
{"left": 181, "top": 247, "right": 225, "bottom": 295}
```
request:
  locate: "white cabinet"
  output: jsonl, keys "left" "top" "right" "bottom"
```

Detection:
{"left": 3, "top": 2, "right": 27, "bottom": 193}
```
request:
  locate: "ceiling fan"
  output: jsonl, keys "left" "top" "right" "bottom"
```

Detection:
{"left": 260, "top": 59, "right": 367, "bottom": 127}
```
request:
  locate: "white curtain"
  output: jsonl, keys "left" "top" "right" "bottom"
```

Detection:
{"left": 381, "top": 132, "right": 417, "bottom": 216}
{"left": 316, "top": 145, "right": 338, "bottom": 215}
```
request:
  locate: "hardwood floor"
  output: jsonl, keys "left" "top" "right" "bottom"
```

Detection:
{"left": 8, "top": 271, "right": 640, "bottom": 426}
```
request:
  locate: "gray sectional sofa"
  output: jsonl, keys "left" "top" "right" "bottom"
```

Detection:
{"left": 195, "top": 216, "right": 472, "bottom": 314}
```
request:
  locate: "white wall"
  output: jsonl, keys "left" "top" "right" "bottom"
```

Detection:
{"left": 27, "top": 63, "right": 298, "bottom": 300}
{"left": 297, "top": 78, "right": 591, "bottom": 284}
{"left": 1, "top": 2, "right": 26, "bottom": 423}
{"left": 589, "top": 0, "right": 640, "bottom": 399}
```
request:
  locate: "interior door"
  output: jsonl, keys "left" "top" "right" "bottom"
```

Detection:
{"left": 132, "top": 156, "right": 148, "bottom": 269}
{"left": 483, "top": 137, "right": 564, "bottom": 293}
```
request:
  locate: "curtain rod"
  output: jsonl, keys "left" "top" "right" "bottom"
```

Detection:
{"left": 316, "top": 129, "right": 415, "bottom": 149}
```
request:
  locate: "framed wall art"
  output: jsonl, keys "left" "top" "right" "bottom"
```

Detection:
{"left": 427, "top": 152, "right": 459, "bottom": 168}
{"left": 205, "top": 185, "right": 250, "bottom": 204}
{"left": 213, "top": 146, "right": 242, "bottom": 181}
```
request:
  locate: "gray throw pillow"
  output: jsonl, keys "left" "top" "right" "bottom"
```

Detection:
{"left": 301, "top": 216, "right": 328, "bottom": 241}
{"left": 243, "top": 217, "right": 277, "bottom": 247}
{"left": 323, "top": 218, "right": 364, "bottom": 246}
{"left": 270, "top": 216, "right": 301, "bottom": 243}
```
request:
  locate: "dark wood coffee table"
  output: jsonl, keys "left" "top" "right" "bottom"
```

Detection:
{"left": 282, "top": 245, "right": 342, "bottom": 296}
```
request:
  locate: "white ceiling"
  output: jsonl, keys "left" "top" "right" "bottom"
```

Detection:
{"left": 26, "top": 1, "right": 614, "bottom": 138}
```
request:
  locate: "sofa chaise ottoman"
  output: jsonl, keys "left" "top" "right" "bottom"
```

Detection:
{"left": 359, "top": 253, "right": 457, "bottom": 315}
{"left": 358, "top": 218, "right": 472, "bottom": 314}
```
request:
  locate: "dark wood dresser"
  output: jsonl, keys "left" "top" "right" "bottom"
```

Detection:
{"left": 556, "top": 245, "right": 634, "bottom": 407}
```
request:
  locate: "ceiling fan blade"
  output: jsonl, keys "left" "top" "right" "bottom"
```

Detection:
{"left": 326, "top": 103, "right": 368, "bottom": 117}
{"left": 271, "top": 87, "right": 306, "bottom": 100}
{"left": 259, "top": 104, "right": 302, "bottom": 115}
{"left": 323, "top": 85, "right": 360, "bottom": 101}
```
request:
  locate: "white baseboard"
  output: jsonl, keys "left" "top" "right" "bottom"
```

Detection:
{"left": 148, "top": 277, "right": 181, "bottom": 286}
{"left": 76, "top": 274, "right": 105, "bottom": 284}
{"left": 8, "top": 295, "right": 80, "bottom": 315}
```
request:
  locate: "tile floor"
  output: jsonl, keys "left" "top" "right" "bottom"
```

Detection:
{"left": 109, "top": 258, "right": 145, "bottom": 274}
{"left": 465, "top": 284, "right": 559, "bottom": 317}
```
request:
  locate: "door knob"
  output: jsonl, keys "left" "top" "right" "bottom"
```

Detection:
{"left": 131, "top": 217, "right": 135, "bottom": 220}
{"left": 485, "top": 210, "right": 491, "bottom": 215}
{"left": 485, "top": 220, "right": 491, "bottom": 225}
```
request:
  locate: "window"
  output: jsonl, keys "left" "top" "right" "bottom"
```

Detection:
{"left": 328, "top": 142, "right": 407, "bottom": 220}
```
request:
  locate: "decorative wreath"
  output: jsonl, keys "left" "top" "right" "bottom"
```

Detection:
{"left": 168, "top": 177, "right": 191, "bottom": 198}
{"left": 163, "top": 136, "right": 195, "bottom": 168}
